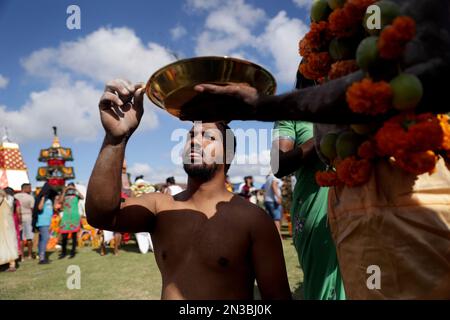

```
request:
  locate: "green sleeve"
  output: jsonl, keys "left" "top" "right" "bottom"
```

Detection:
{"left": 273, "top": 121, "right": 314, "bottom": 145}
{"left": 273, "top": 121, "right": 296, "bottom": 143}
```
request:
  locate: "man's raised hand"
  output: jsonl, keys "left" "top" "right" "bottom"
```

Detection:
{"left": 99, "top": 79, "right": 146, "bottom": 143}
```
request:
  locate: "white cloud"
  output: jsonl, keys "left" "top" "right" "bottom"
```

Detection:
{"left": 128, "top": 162, "right": 188, "bottom": 185}
{"left": 128, "top": 163, "right": 152, "bottom": 178}
{"left": 171, "top": 25, "right": 187, "bottom": 40}
{"left": 1, "top": 27, "right": 174, "bottom": 143}
{"left": 192, "top": 0, "right": 307, "bottom": 85}
{"left": 255, "top": 11, "right": 309, "bottom": 84}
{"left": 22, "top": 27, "right": 175, "bottom": 85}
{"left": 195, "top": 0, "right": 266, "bottom": 56}
{"left": 186, "top": 0, "right": 221, "bottom": 10}
{"left": 0, "top": 74, "right": 9, "bottom": 89}
{"left": 293, "top": 0, "right": 313, "bottom": 8}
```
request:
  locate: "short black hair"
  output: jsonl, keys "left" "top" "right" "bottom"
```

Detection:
{"left": 21, "top": 183, "right": 31, "bottom": 190}
{"left": 214, "top": 121, "right": 236, "bottom": 174}
{"left": 166, "top": 176, "right": 175, "bottom": 185}
{"left": 68, "top": 182, "right": 75, "bottom": 187}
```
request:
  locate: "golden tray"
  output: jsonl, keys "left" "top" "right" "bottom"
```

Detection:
{"left": 145, "top": 56, "right": 276, "bottom": 119}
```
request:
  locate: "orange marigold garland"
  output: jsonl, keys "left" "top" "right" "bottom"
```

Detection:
{"left": 336, "top": 156, "right": 373, "bottom": 187}
{"left": 315, "top": 170, "right": 340, "bottom": 187}
{"left": 299, "top": 21, "right": 332, "bottom": 57}
{"left": 346, "top": 78, "right": 393, "bottom": 115}
{"left": 438, "top": 114, "right": 450, "bottom": 150}
{"left": 328, "top": 60, "right": 359, "bottom": 80}
{"left": 329, "top": 0, "right": 375, "bottom": 38}
{"left": 393, "top": 150, "right": 438, "bottom": 175}
{"left": 358, "top": 140, "right": 377, "bottom": 159}
{"left": 407, "top": 114, "right": 444, "bottom": 152}
{"left": 299, "top": 52, "right": 332, "bottom": 80}
{"left": 378, "top": 16, "right": 416, "bottom": 60}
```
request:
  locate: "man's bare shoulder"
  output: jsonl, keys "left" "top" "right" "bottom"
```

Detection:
{"left": 124, "top": 192, "right": 173, "bottom": 213}
{"left": 230, "top": 195, "right": 272, "bottom": 224}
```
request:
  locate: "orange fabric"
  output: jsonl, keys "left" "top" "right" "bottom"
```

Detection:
{"left": 328, "top": 158, "right": 450, "bottom": 299}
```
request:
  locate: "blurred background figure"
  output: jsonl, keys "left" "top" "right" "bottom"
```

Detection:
{"left": 0, "top": 188, "right": 19, "bottom": 271}
{"left": 4, "top": 187, "right": 22, "bottom": 263}
{"left": 164, "top": 176, "right": 183, "bottom": 196}
{"left": 263, "top": 173, "right": 282, "bottom": 236}
{"left": 14, "top": 183, "right": 35, "bottom": 260}
{"left": 238, "top": 176, "right": 257, "bottom": 204}
{"left": 33, "top": 183, "right": 58, "bottom": 264}
{"left": 59, "top": 183, "right": 84, "bottom": 259}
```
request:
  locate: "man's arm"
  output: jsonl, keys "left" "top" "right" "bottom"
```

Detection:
{"left": 271, "top": 138, "right": 316, "bottom": 179}
{"left": 86, "top": 78, "right": 156, "bottom": 233}
{"left": 271, "top": 179, "right": 281, "bottom": 205}
{"left": 251, "top": 209, "right": 292, "bottom": 300}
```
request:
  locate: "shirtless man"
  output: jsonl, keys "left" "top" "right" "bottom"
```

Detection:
{"left": 86, "top": 79, "right": 291, "bottom": 300}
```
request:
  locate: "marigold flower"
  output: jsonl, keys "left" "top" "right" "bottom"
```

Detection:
{"left": 346, "top": 78, "right": 393, "bottom": 115}
{"left": 357, "top": 140, "right": 377, "bottom": 159}
{"left": 438, "top": 114, "right": 450, "bottom": 150}
{"left": 378, "top": 16, "right": 416, "bottom": 60}
{"left": 336, "top": 156, "right": 373, "bottom": 187}
{"left": 328, "top": 60, "right": 359, "bottom": 80}
{"left": 328, "top": 0, "right": 375, "bottom": 38}
{"left": 315, "top": 170, "right": 340, "bottom": 187}
{"left": 408, "top": 114, "right": 444, "bottom": 152}
{"left": 394, "top": 150, "right": 438, "bottom": 175}
{"left": 299, "top": 52, "right": 332, "bottom": 80}
{"left": 299, "top": 21, "right": 332, "bottom": 57}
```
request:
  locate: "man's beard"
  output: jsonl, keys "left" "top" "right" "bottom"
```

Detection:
{"left": 183, "top": 163, "right": 219, "bottom": 181}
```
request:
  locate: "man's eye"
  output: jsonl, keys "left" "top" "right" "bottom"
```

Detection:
{"left": 204, "top": 133, "right": 215, "bottom": 140}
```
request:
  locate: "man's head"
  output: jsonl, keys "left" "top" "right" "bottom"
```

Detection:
{"left": 183, "top": 122, "right": 236, "bottom": 181}
{"left": 21, "top": 183, "right": 32, "bottom": 194}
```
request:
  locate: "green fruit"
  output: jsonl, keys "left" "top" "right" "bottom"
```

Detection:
{"left": 336, "top": 131, "right": 361, "bottom": 159}
{"left": 327, "top": 0, "right": 346, "bottom": 10}
{"left": 311, "top": 0, "right": 331, "bottom": 22}
{"left": 390, "top": 73, "right": 423, "bottom": 110}
{"left": 350, "top": 123, "right": 378, "bottom": 135}
{"left": 356, "top": 36, "right": 379, "bottom": 71}
{"left": 364, "top": 0, "right": 401, "bottom": 34}
{"left": 329, "top": 38, "right": 353, "bottom": 61}
{"left": 377, "top": 0, "right": 401, "bottom": 27}
{"left": 320, "top": 133, "right": 338, "bottom": 161}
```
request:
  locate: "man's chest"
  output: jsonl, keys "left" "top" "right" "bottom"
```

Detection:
{"left": 151, "top": 210, "right": 251, "bottom": 272}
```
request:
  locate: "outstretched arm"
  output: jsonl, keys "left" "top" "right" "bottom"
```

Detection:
{"left": 86, "top": 79, "right": 156, "bottom": 233}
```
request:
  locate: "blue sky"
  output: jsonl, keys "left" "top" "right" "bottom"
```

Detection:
{"left": 0, "top": 0, "right": 312, "bottom": 187}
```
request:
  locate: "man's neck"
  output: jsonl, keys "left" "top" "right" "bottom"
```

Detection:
{"left": 186, "top": 172, "right": 228, "bottom": 201}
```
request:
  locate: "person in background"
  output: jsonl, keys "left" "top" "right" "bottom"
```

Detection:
{"left": 164, "top": 176, "right": 183, "bottom": 196}
{"left": 4, "top": 187, "right": 22, "bottom": 262}
{"left": 0, "top": 189, "right": 19, "bottom": 271}
{"left": 14, "top": 183, "right": 35, "bottom": 260}
{"left": 263, "top": 174, "right": 282, "bottom": 236}
{"left": 34, "top": 183, "right": 58, "bottom": 264}
{"left": 59, "top": 183, "right": 84, "bottom": 259}
{"left": 238, "top": 176, "right": 256, "bottom": 203}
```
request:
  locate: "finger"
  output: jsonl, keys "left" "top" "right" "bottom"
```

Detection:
{"left": 99, "top": 92, "right": 124, "bottom": 110}
{"left": 105, "top": 79, "right": 132, "bottom": 96}
{"left": 133, "top": 87, "right": 145, "bottom": 116}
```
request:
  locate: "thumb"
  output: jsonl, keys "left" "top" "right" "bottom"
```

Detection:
{"left": 133, "top": 84, "right": 146, "bottom": 117}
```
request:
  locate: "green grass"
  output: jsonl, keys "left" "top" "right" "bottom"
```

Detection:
{"left": 0, "top": 234, "right": 303, "bottom": 300}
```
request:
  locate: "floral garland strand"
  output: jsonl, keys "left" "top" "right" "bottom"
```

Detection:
{"left": 297, "top": 0, "right": 450, "bottom": 187}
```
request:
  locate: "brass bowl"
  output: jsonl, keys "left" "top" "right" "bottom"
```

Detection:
{"left": 145, "top": 56, "right": 277, "bottom": 118}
